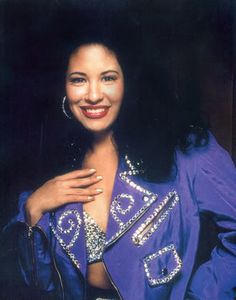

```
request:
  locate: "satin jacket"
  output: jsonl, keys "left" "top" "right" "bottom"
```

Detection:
{"left": 6, "top": 134, "right": 236, "bottom": 300}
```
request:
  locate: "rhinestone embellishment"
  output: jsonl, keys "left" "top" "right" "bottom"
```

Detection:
{"left": 132, "top": 191, "right": 179, "bottom": 246}
{"left": 50, "top": 209, "right": 82, "bottom": 269}
{"left": 83, "top": 211, "right": 106, "bottom": 264}
{"left": 111, "top": 193, "right": 135, "bottom": 227}
{"left": 106, "top": 194, "right": 157, "bottom": 246}
{"left": 105, "top": 155, "right": 158, "bottom": 247}
{"left": 143, "top": 244, "right": 182, "bottom": 286}
{"left": 119, "top": 156, "right": 152, "bottom": 197}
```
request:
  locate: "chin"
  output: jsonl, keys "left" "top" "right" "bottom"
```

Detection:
{"left": 81, "top": 123, "right": 112, "bottom": 135}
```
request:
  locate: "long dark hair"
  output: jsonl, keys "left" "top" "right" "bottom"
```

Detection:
{"left": 44, "top": 9, "right": 209, "bottom": 183}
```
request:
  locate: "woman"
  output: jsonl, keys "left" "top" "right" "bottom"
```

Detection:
{"left": 6, "top": 32, "right": 236, "bottom": 299}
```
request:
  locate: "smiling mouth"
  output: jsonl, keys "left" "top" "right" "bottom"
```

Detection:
{"left": 80, "top": 106, "right": 110, "bottom": 119}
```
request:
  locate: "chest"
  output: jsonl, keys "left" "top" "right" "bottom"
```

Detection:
{"left": 83, "top": 160, "right": 118, "bottom": 232}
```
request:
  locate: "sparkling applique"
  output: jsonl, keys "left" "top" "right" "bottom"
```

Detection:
{"left": 83, "top": 211, "right": 106, "bottom": 264}
{"left": 111, "top": 193, "right": 135, "bottom": 227}
{"left": 106, "top": 194, "right": 157, "bottom": 247}
{"left": 50, "top": 209, "right": 82, "bottom": 269}
{"left": 119, "top": 156, "right": 152, "bottom": 196}
{"left": 106, "top": 155, "right": 158, "bottom": 247}
{"left": 143, "top": 244, "right": 182, "bottom": 286}
{"left": 132, "top": 191, "right": 179, "bottom": 246}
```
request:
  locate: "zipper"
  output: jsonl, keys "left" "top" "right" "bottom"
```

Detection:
{"left": 102, "top": 258, "right": 123, "bottom": 300}
{"left": 21, "top": 222, "right": 65, "bottom": 299}
{"left": 50, "top": 241, "right": 65, "bottom": 300}
{"left": 27, "top": 225, "right": 38, "bottom": 287}
{"left": 133, "top": 192, "right": 179, "bottom": 246}
{"left": 35, "top": 224, "right": 65, "bottom": 300}
{"left": 105, "top": 195, "right": 157, "bottom": 248}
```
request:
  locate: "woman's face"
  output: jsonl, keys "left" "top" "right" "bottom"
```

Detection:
{"left": 66, "top": 44, "right": 124, "bottom": 134}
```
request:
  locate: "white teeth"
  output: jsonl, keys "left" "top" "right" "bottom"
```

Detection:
{"left": 85, "top": 108, "right": 106, "bottom": 113}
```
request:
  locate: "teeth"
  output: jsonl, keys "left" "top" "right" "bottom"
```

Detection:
{"left": 85, "top": 108, "right": 106, "bottom": 113}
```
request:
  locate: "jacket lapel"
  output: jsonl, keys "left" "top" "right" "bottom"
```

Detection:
{"left": 105, "top": 158, "right": 158, "bottom": 247}
{"left": 49, "top": 202, "right": 87, "bottom": 276}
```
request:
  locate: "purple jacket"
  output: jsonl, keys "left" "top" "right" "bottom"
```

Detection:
{"left": 7, "top": 134, "right": 236, "bottom": 299}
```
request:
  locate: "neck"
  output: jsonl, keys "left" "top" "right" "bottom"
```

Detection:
{"left": 90, "top": 131, "right": 117, "bottom": 155}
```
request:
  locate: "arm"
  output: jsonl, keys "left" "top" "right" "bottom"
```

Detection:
{"left": 5, "top": 168, "right": 103, "bottom": 294}
{"left": 187, "top": 135, "right": 236, "bottom": 300}
{"left": 5, "top": 191, "right": 58, "bottom": 294}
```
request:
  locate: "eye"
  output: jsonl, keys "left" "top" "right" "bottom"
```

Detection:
{"left": 102, "top": 75, "right": 117, "bottom": 82}
{"left": 69, "top": 77, "right": 86, "bottom": 85}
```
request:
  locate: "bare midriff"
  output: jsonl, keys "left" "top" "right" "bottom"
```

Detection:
{"left": 87, "top": 262, "right": 114, "bottom": 289}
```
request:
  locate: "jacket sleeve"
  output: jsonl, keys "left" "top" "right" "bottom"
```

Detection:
{"left": 5, "top": 191, "right": 58, "bottom": 294}
{"left": 186, "top": 135, "right": 236, "bottom": 300}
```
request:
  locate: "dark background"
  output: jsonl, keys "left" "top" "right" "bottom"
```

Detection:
{"left": 0, "top": 0, "right": 235, "bottom": 299}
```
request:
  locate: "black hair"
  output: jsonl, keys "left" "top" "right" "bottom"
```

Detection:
{"left": 45, "top": 7, "right": 209, "bottom": 183}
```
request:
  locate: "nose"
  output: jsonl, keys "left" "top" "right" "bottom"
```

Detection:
{"left": 86, "top": 81, "right": 103, "bottom": 104}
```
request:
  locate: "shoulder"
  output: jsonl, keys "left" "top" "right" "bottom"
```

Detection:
{"left": 175, "top": 132, "right": 235, "bottom": 180}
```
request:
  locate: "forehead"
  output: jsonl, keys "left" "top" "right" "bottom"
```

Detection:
{"left": 67, "top": 44, "right": 120, "bottom": 71}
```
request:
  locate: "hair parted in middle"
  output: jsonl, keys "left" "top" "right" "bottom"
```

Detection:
{"left": 45, "top": 5, "right": 209, "bottom": 183}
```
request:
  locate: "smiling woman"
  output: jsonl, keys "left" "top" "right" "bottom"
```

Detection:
{"left": 66, "top": 44, "right": 124, "bottom": 133}
{"left": 4, "top": 6, "right": 236, "bottom": 300}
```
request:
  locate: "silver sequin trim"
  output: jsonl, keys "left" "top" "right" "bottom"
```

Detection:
{"left": 106, "top": 194, "right": 157, "bottom": 246}
{"left": 119, "top": 156, "right": 152, "bottom": 196}
{"left": 110, "top": 193, "right": 135, "bottom": 227}
{"left": 143, "top": 244, "right": 182, "bottom": 286}
{"left": 105, "top": 156, "right": 158, "bottom": 246}
{"left": 83, "top": 211, "right": 106, "bottom": 264}
{"left": 49, "top": 209, "right": 82, "bottom": 269}
{"left": 132, "top": 191, "right": 179, "bottom": 246}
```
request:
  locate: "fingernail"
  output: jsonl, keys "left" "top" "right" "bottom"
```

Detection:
{"left": 96, "top": 188, "right": 103, "bottom": 193}
{"left": 88, "top": 196, "right": 94, "bottom": 200}
{"left": 89, "top": 169, "right": 96, "bottom": 172}
{"left": 96, "top": 176, "right": 103, "bottom": 180}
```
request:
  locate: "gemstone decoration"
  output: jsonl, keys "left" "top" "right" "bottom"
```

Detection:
{"left": 143, "top": 244, "right": 182, "bottom": 286}
{"left": 49, "top": 209, "right": 82, "bottom": 269}
{"left": 83, "top": 211, "right": 106, "bottom": 264}
{"left": 110, "top": 193, "right": 135, "bottom": 227}
{"left": 132, "top": 191, "right": 179, "bottom": 246}
{"left": 106, "top": 155, "right": 158, "bottom": 247}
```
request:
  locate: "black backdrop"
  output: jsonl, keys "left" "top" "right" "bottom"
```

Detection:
{"left": 0, "top": 1, "right": 234, "bottom": 299}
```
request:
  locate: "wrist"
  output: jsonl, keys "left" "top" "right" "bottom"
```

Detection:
{"left": 25, "top": 200, "right": 43, "bottom": 226}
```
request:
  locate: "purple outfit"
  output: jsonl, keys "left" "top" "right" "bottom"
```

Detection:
{"left": 6, "top": 134, "right": 236, "bottom": 299}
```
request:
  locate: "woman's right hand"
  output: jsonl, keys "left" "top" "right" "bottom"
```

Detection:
{"left": 25, "top": 168, "right": 103, "bottom": 226}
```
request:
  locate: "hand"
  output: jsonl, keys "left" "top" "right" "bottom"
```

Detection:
{"left": 25, "top": 168, "right": 102, "bottom": 226}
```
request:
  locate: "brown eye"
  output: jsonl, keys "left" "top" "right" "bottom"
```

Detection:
{"left": 69, "top": 77, "right": 86, "bottom": 84}
{"left": 102, "top": 75, "right": 117, "bottom": 82}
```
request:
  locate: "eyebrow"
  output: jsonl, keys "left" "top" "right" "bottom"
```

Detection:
{"left": 68, "top": 70, "right": 119, "bottom": 76}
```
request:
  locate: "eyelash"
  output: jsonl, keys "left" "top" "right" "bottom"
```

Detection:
{"left": 102, "top": 75, "right": 117, "bottom": 82}
{"left": 69, "top": 75, "right": 117, "bottom": 84}
{"left": 70, "top": 77, "right": 85, "bottom": 84}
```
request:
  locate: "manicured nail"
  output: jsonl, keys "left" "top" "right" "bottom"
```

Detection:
{"left": 96, "top": 188, "right": 103, "bottom": 193}
{"left": 96, "top": 176, "right": 103, "bottom": 180}
{"left": 89, "top": 169, "right": 96, "bottom": 172}
{"left": 88, "top": 196, "right": 94, "bottom": 200}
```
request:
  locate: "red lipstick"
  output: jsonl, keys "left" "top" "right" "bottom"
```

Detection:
{"left": 80, "top": 106, "right": 110, "bottom": 119}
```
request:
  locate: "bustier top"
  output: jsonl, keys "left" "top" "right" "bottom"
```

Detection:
{"left": 83, "top": 211, "right": 106, "bottom": 264}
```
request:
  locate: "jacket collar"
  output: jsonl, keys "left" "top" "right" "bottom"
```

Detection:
{"left": 49, "top": 156, "right": 158, "bottom": 274}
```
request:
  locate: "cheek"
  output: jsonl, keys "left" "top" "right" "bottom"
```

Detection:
{"left": 107, "top": 85, "right": 124, "bottom": 104}
{"left": 66, "top": 85, "right": 86, "bottom": 102}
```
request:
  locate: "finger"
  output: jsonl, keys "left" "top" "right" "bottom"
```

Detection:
{"left": 66, "top": 188, "right": 103, "bottom": 196}
{"left": 65, "top": 195, "right": 95, "bottom": 203}
{"left": 65, "top": 175, "right": 103, "bottom": 188}
{"left": 55, "top": 168, "right": 96, "bottom": 180}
